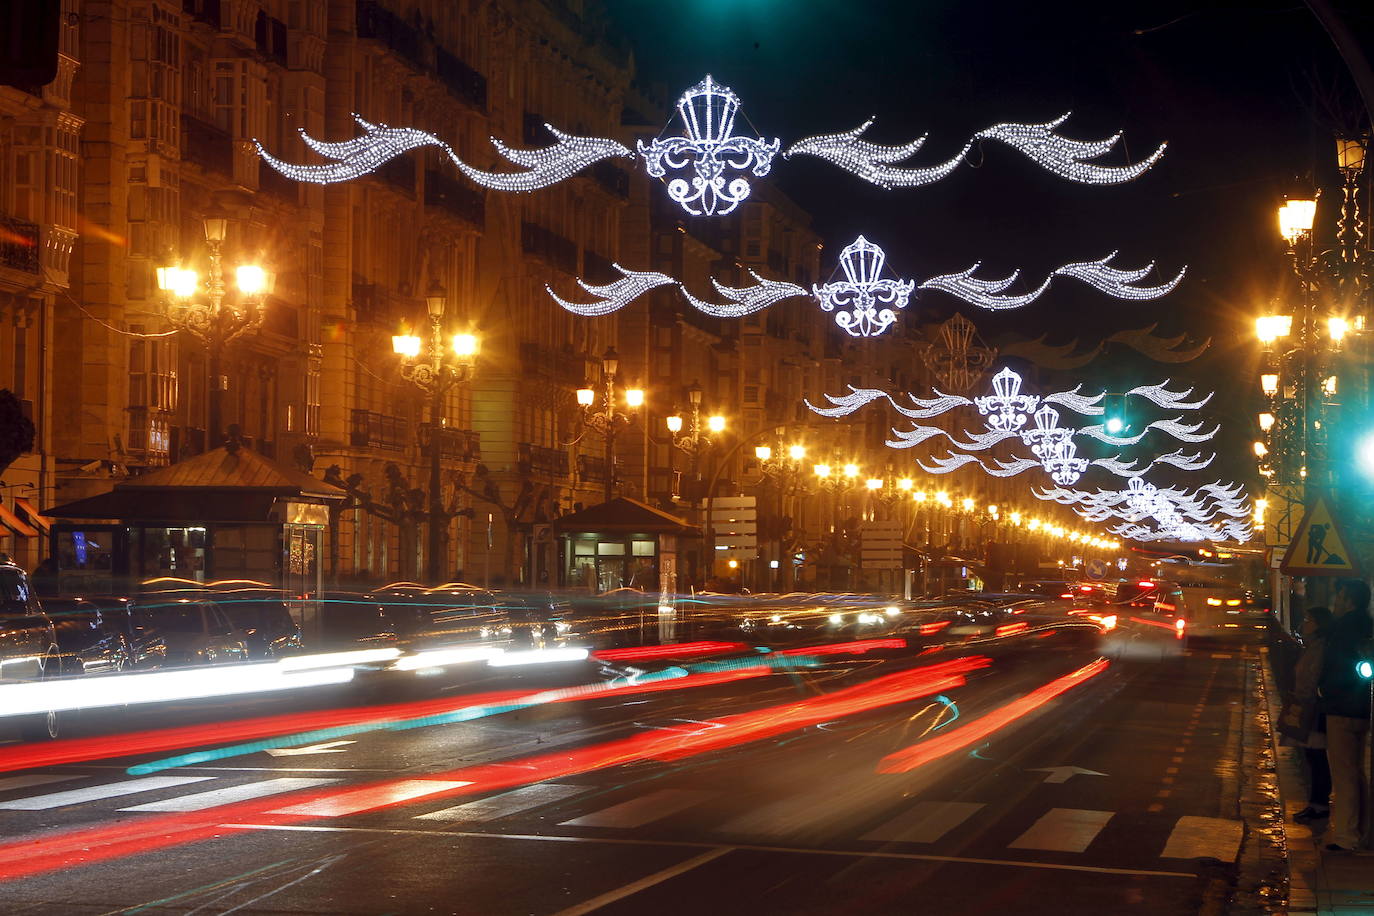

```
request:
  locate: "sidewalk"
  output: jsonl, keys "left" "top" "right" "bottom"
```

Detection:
{"left": 1260, "top": 646, "right": 1374, "bottom": 914}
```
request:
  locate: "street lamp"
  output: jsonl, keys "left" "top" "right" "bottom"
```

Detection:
{"left": 577, "top": 346, "right": 643, "bottom": 502}
{"left": 157, "top": 213, "right": 274, "bottom": 448}
{"left": 391, "top": 281, "right": 479, "bottom": 585}
{"left": 666, "top": 379, "right": 723, "bottom": 489}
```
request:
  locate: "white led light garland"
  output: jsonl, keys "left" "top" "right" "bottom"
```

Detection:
{"left": 257, "top": 81, "right": 1167, "bottom": 217}
{"left": 544, "top": 264, "right": 675, "bottom": 317}
{"left": 812, "top": 236, "right": 916, "bottom": 337}
{"left": 805, "top": 367, "right": 1216, "bottom": 487}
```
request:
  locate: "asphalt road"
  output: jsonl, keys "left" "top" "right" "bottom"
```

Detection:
{"left": 0, "top": 621, "right": 1278, "bottom": 915}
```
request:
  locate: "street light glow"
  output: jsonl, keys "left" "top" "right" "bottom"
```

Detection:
{"left": 814, "top": 463, "right": 831, "bottom": 478}
{"left": 1253, "top": 440, "right": 1267, "bottom": 457}
{"left": 1258, "top": 412, "right": 1275, "bottom": 432}
{"left": 788, "top": 444, "right": 806, "bottom": 460}
{"left": 1357, "top": 433, "right": 1374, "bottom": 478}
{"left": 707, "top": 415, "right": 725, "bottom": 433}
{"left": 576, "top": 387, "right": 595, "bottom": 407}
{"left": 1329, "top": 316, "right": 1350, "bottom": 344}
{"left": 843, "top": 463, "right": 860, "bottom": 478}
{"left": 452, "top": 333, "right": 479, "bottom": 359}
{"left": 391, "top": 334, "right": 422, "bottom": 358}
{"left": 865, "top": 477, "right": 883, "bottom": 490}
{"left": 755, "top": 445, "right": 773, "bottom": 462}
{"left": 1260, "top": 374, "right": 1279, "bottom": 396}
{"left": 1255, "top": 314, "right": 1292, "bottom": 344}
{"left": 666, "top": 414, "right": 683, "bottom": 433}
{"left": 235, "top": 264, "right": 268, "bottom": 295}
{"left": 157, "top": 266, "right": 199, "bottom": 298}
{"left": 897, "top": 477, "right": 913, "bottom": 490}
{"left": 1278, "top": 199, "right": 1317, "bottom": 243}
{"left": 625, "top": 388, "right": 644, "bottom": 408}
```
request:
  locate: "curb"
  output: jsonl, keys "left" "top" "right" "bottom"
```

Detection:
{"left": 1258, "top": 645, "right": 1321, "bottom": 914}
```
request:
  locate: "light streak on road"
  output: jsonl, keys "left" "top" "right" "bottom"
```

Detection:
{"left": 875, "top": 658, "right": 1111, "bottom": 773}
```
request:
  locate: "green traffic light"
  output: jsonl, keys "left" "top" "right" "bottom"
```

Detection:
{"left": 1358, "top": 659, "right": 1373, "bottom": 680}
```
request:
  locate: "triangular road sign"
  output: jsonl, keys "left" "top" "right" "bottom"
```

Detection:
{"left": 1280, "top": 494, "right": 1362, "bottom": 577}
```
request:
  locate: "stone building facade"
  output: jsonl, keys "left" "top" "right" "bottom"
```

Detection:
{"left": 1, "top": 0, "right": 1106, "bottom": 589}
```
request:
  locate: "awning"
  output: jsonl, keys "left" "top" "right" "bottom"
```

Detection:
{"left": 0, "top": 502, "right": 39, "bottom": 538}
{"left": 14, "top": 497, "right": 49, "bottom": 533}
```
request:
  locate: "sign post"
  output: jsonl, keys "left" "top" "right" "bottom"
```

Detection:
{"left": 1279, "top": 495, "right": 1362, "bottom": 578}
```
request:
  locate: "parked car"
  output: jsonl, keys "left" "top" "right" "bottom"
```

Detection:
{"left": 0, "top": 555, "right": 66, "bottom": 739}
{"left": 207, "top": 581, "right": 303, "bottom": 659}
{"left": 45, "top": 595, "right": 140, "bottom": 675}
{"left": 374, "top": 582, "right": 514, "bottom": 650}
{"left": 318, "top": 590, "right": 399, "bottom": 651}
{"left": 133, "top": 591, "right": 251, "bottom": 667}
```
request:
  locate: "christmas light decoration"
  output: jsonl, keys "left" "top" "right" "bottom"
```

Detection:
{"left": 813, "top": 236, "right": 916, "bottom": 337}
{"left": 679, "top": 270, "right": 807, "bottom": 318}
{"left": 784, "top": 119, "right": 969, "bottom": 188}
{"left": 257, "top": 115, "right": 632, "bottom": 191}
{"left": 545, "top": 264, "right": 675, "bottom": 317}
{"left": 918, "top": 253, "right": 1185, "bottom": 311}
{"left": 973, "top": 113, "right": 1166, "bottom": 184}
{"left": 637, "top": 75, "right": 780, "bottom": 216}
{"left": 1035, "top": 477, "right": 1253, "bottom": 543}
{"left": 806, "top": 367, "right": 1216, "bottom": 487}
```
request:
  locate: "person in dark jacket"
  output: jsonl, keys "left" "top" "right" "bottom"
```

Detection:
{"left": 1284, "top": 607, "right": 1333, "bottom": 823}
{"left": 1318, "top": 578, "right": 1373, "bottom": 851}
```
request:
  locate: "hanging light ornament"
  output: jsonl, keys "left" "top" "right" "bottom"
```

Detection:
{"left": 1035, "top": 477, "right": 1253, "bottom": 543}
{"left": 257, "top": 78, "right": 1166, "bottom": 216}
{"left": 812, "top": 236, "right": 916, "bottom": 337}
{"left": 805, "top": 366, "right": 1217, "bottom": 486}
{"left": 637, "top": 75, "right": 781, "bottom": 217}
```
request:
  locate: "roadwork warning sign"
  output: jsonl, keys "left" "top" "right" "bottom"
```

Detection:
{"left": 1280, "top": 495, "right": 1362, "bottom": 577}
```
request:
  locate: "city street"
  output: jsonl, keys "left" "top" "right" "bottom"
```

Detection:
{"left": 0, "top": 625, "right": 1278, "bottom": 915}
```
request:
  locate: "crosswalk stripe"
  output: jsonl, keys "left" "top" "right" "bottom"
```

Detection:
{"left": 417, "top": 783, "right": 585, "bottom": 822}
{"left": 1009, "top": 808, "right": 1113, "bottom": 853}
{"left": 862, "top": 801, "right": 986, "bottom": 844}
{"left": 268, "top": 779, "right": 472, "bottom": 817}
{"left": 119, "top": 777, "right": 341, "bottom": 812}
{"left": 559, "top": 789, "right": 712, "bottom": 829}
{"left": 1160, "top": 816, "right": 1243, "bottom": 862}
{"left": 0, "top": 776, "right": 216, "bottom": 811}
{"left": 0, "top": 774, "right": 83, "bottom": 793}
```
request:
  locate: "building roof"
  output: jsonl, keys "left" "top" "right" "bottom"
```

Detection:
{"left": 552, "top": 497, "right": 700, "bottom": 535}
{"left": 43, "top": 445, "right": 345, "bottom": 523}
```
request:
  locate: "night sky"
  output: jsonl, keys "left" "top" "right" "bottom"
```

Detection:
{"left": 602, "top": 0, "right": 1372, "bottom": 480}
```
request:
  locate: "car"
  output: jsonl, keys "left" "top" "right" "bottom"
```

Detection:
{"left": 45, "top": 595, "right": 140, "bottom": 675}
{"left": 374, "top": 582, "right": 514, "bottom": 649}
{"left": 0, "top": 554, "right": 66, "bottom": 739}
{"left": 207, "top": 581, "right": 303, "bottom": 659}
{"left": 133, "top": 590, "right": 251, "bottom": 667}
{"left": 318, "top": 590, "right": 399, "bottom": 651}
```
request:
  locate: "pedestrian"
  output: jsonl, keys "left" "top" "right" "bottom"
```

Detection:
{"left": 1318, "top": 578, "right": 1373, "bottom": 852}
{"left": 1279, "top": 606, "right": 1332, "bottom": 824}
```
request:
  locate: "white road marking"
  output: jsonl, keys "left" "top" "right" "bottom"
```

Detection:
{"left": 0, "top": 774, "right": 82, "bottom": 793}
{"left": 559, "top": 789, "right": 713, "bottom": 829}
{"left": 268, "top": 779, "right": 472, "bottom": 817}
{"left": 417, "top": 783, "right": 585, "bottom": 822}
{"left": 263, "top": 741, "right": 355, "bottom": 757}
{"left": 0, "top": 776, "right": 215, "bottom": 810}
{"left": 1009, "top": 808, "right": 1113, "bottom": 853}
{"left": 119, "top": 777, "right": 341, "bottom": 812}
{"left": 1160, "top": 816, "right": 1244, "bottom": 862}
{"left": 224, "top": 823, "right": 1199, "bottom": 879}
{"left": 862, "top": 801, "right": 985, "bottom": 844}
{"left": 550, "top": 847, "right": 733, "bottom": 916}
{"left": 1029, "top": 766, "right": 1108, "bottom": 784}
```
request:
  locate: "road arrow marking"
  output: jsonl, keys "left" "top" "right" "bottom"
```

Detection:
{"left": 263, "top": 740, "right": 356, "bottom": 758}
{"left": 1030, "top": 766, "right": 1108, "bottom": 784}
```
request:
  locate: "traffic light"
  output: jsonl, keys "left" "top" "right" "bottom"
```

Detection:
{"left": 1103, "top": 393, "right": 1128, "bottom": 435}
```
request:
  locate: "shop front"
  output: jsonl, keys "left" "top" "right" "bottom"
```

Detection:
{"left": 42, "top": 443, "right": 343, "bottom": 642}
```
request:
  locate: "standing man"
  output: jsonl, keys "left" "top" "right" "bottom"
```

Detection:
{"left": 1319, "top": 578, "right": 1373, "bottom": 852}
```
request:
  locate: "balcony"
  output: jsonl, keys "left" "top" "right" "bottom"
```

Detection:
{"left": 424, "top": 169, "right": 484, "bottom": 229}
{"left": 181, "top": 114, "right": 233, "bottom": 176}
{"left": 435, "top": 47, "right": 486, "bottom": 111}
{"left": 355, "top": 0, "right": 425, "bottom": 71}
{"left": 521, "top": 221, "right": 578, "bottom": 276}
{"left": 418, "top": 424, "right": 480, "bottom": 460}
{"left": 519, "top": 443, "right": 569, "bottom": 478}
{"left": 578, "top": 453, "right": 609, "bottom": 483}
{"left": 0, "top": 215, "right": 41, "bottom": 274}
{"left": 350, "top": 409, "right": 408, "bottom": 451}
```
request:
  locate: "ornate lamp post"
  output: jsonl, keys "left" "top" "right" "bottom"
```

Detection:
{"left": 157, "top": 213, "right": 272, "bottom": 448}
{"left": 391, "top": 282, "right": 479, "bottom": 585}
{"left": 576, "top": 347, "right": 643, "bottom": 503}
{"left": 666, "top": 380, "right": 725, "bottom": 495}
